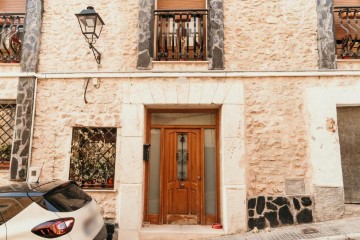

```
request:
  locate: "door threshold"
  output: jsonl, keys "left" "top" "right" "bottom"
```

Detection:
{"left": 140, "top": 225, "right": 225, "bottom": 240}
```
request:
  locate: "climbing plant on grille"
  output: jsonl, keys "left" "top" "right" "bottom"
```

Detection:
{"left": 0, "top": 101, "right": 16, "bottom": 170}
{"left": 69, "top": 127, "right": 117, "bottom": 189}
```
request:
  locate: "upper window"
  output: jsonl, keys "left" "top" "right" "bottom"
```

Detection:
{"left": 69, "top": 127, "right": 117, "bottom": 190}
{"left": 0, "top": 101, "right": 16, "bottom": 171}
{"left": 154, "top": 0, "right": 207, "bottom": 61}
{"left": 333, "top": 0, "right": 360, "bottom": 59}
{"left": 0, "top": 0, "right": 26, "bottom": 63}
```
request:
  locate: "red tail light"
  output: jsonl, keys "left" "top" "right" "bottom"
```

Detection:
{"left": 31, "top": 218, "right": 75, "bottom": 238}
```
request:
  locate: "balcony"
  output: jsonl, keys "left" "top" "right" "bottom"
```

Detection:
{"left": 154, "top": 9, "right": 208, "bottom": 61}
{"left": 334, "top": 6, "right": 360, "bottom": 59}
{"left": 0, "top": 13, "right": 25, "bottom": 64}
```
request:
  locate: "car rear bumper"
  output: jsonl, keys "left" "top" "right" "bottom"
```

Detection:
{"left": 93, "top": 224, "right": 107, "bottom": 240}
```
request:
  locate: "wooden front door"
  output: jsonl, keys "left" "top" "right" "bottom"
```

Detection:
{"left": 163, "top": 128, "right": 202, "bottom": 224}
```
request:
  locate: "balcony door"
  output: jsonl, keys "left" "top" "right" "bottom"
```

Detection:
{"left": 154, "top": 0, "right": 207, "bottom": 61}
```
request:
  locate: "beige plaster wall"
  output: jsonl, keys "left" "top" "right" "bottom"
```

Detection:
{"left": 223, "top": 0, "right": 318, "bottom": 70}
{"left": 245, "top": 76, "right": 360, "bottom": 196}
{"left": 0, "top": 64, "right": 21, "bottom": 73}
{"left": 39, "top": 0, "right": 138, "bottom": 72}
{"left": 337, "top": 60, "right": 360, "bottom": 70}
{"left": 31, "top": 79, "right": 122, "bottom": 218}
{"left": 38, "top": 0, "right": 319, "bottom": 72}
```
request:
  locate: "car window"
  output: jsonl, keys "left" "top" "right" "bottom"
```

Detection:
{"left": 43, "top": 182, "right": 92, "bottom": 212}
{"left": 0, "top": 197, "right": 32, "bottom": 223}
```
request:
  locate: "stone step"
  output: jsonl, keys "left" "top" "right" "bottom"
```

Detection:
{"left": 140, "top": 225, "right": 225, "bottom": 240}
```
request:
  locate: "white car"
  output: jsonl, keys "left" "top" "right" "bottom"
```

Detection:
{"left": 0, "top": 181, "right": 107, "bottom": 240}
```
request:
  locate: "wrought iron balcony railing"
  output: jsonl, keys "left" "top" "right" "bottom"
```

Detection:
{"left": 154, "top": 9, "right": 208, "bottom": 61}
{"left": 334, "top": 6, "right": 360, "bottom": 59}
{"left": 0, "top": 13, "right": 25, "bottom": 63}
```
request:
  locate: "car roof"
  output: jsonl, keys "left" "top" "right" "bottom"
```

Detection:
{"left": 0, "top": 180, "right": 68, "bottom": 195}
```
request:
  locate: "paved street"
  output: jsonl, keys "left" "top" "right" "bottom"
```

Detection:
{"left": 210, "top": 217, "right": 360, "bottom": 240}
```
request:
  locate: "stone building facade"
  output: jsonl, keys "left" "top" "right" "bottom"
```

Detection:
{"left": 1, "top": 0, "right": 360, "bottom": 239}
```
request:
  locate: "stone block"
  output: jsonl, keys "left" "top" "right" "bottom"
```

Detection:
{"left": 223, "top": 81, "right": 244, "bottom": 105}
{"left": 199, "top": 82, "right": 219, "bottom": 104}
{"left": 222, "top": 186, "right": 247, "bottom": 234}
{"left": 188, "top": 81, "right": 205, "bottom": 104}
{"left": 119, "top": 137, "right": 145, "bottom": 184}
{"left": 313, "top": 186, "right": 344, "bottom": 222}
{"left": 118, "top": 184, "right": 143, "bottom": 230}
{"left": 221, "top": 104, "right": 243, "bottom": 138}
{"left": 121, "top": 104, "right": 144, "bottom": 137}
{"left": 222, "top": 137, "right": 245, "bottom": 185}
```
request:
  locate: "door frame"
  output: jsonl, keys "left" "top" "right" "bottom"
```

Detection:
{"left": 143, "top": 108, "right": 220, "bottom": 225}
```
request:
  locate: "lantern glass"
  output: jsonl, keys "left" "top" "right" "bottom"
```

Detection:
{"left": 76, "top": 7, "right": 105, "bottom": 42}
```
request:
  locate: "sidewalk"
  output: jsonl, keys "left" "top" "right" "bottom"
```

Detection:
{"left": 210, "top": 217, "right": 360, "bottom": 240}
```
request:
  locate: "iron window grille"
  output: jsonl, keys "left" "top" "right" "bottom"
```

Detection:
{"left": 154, "top": 9, "right": 208, "bottom": 61}
{"left": 0, "top": 14, "right": 25, "bottom": 63}
{"left": 0, "top": 101, "right": 16, "bottom": 171}
{"left": 69, "top": 127, "right": 117, "bottom": 189}
{"left": 333, "top": 6, "right": 360, "bottom": 59}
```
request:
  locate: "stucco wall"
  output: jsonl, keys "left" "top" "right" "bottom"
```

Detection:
{"left": 245, "top": 76, "right": 360, "bottom": 196}
{"left": 38, "top": 0, "right": 319, "bottom": 72}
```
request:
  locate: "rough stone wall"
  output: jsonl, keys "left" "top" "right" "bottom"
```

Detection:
{"left": 31, "top": 79, "right": 122, "bottom": 218}
{"left": 38, "top": 0, "right": 321, "bottom": 72}
{"left": 316, "top": 0, "right": 336, "bottom": 69}
{"left": 21, "top": 0, "right": 43, "bottom": 72}
{"left": 248, "top": 196, "right": 313, "bottom": 230}
{"left": 39, "top": 0, "right": 138, "bottom": 72}
{"left": 208, "top": 0, "right": 225, "bottom": 70}
{"left": 9, "top": 0, "right": 43, "bottom": 181}
{"left": 10, "top": 78, "right": 35, "bottom": 180}
{"left": 136, "top": 0, "right": 154, "bottom": 69}
{"left": 224, "top": 0, "right": 319, "bottom": 71}
{"left": 245, "top": 77, "right": 360, "bottom": 196}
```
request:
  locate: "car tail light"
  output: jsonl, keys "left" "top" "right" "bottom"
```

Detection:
{"left": 31, "top": 218, "right": 75, "bottom": 238}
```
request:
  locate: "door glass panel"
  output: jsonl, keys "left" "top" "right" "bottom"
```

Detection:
{"left": 177, "top": 133, "right": 188, "bottom": 181}
{"left": 205, "top": 129, "right": 216, "bottom": 215}
{"left": 149, "top": 129, "right": 161, "bottom": 214}
{"left": 151, "top": 113, "right": 216, "bottom": 125}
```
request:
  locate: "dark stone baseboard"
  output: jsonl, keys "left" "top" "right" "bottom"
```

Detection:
{"left": 248, "top": 196, "right": 313, "bottom": 230}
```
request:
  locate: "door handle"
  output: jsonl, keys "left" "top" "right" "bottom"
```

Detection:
{"left": 180, "top": 182, "right": 185, "bottom": 188}
{"left": 197, "top": 176, "right": 201, "bottom": 180}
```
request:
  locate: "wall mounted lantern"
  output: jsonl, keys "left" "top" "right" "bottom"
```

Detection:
{"left": 75, "top": 6, "right": 105, "bottom": 64}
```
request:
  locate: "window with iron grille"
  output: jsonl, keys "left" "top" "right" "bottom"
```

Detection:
{"left": 0, "top": 101, "right": 16, "bottom": 171}
{"left": 69, "top": 127, "right": 117, "bottom": 189}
